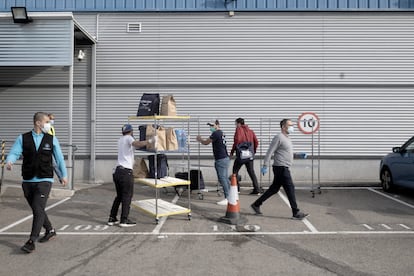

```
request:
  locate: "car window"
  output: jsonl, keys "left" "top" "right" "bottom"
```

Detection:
{"left": 405, "top": 140, "right": 414, "bottom": 153}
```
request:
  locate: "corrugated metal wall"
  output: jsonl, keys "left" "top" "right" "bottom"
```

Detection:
{"left": 74, "top": 13, "right": 97, "bottom": 39}
{"left": 1, "top": 0, "right": 413, "bottom": 11}
{"left": 0, "top": 19, "right": 72, "bottom": 66}
{"left": 0, "top": 51, "right": 91, "bottom": 156}
{"left": 0, "top": 16, "right": 91, "bottom": 156}
{"left": 90, "top": 12, "right": 414, "bottom": 157}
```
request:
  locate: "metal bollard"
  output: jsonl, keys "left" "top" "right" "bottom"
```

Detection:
{"left": 71, "top": 144, "right": 78, "bottom": 191}
{"left": 61, "top": 143, "right": 78, "bottom": 190}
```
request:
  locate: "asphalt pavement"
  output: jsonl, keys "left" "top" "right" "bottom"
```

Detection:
{"left": 0, "top": 182, "right": 413, "bottom": 276}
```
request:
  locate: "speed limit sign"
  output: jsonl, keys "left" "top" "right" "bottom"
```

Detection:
{"left": 297, "top": 112, "right": 320, "bottom": 134}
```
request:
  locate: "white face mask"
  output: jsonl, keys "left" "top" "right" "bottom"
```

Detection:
{"left": 41, "top": 123, "right": 51, "bottom": 134}
{"left": 49, "top": 120, "right": 55, "bottom": 125}
{"left": 287, "top": 126, "right": 294, "bottom": 134}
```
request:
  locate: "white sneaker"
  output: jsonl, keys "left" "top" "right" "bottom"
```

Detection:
{"left": 216, "top": 198, "right": 228, "bottom": 206}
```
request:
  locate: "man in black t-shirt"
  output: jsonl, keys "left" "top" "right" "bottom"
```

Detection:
{"left": 196, "top": 120, "right": 230, "bottom": 206}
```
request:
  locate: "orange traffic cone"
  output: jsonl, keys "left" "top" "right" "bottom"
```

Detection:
{"left": 219, "top": 174, "right": 247, "bottom": 225}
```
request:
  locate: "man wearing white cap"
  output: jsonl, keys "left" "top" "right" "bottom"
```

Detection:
{"left": 107, "top": 124, "right": 154, "bottom": 227}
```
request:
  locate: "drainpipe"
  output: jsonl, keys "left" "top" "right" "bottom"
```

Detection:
{"left": 68, "top": 64, "right": 73, "bottom": 190}
{"left": 90, "top": 43, "right": 97, "bottom": 183}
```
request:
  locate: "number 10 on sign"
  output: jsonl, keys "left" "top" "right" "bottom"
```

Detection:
{"left": 298, "top": 112, "right": 320, "bottom": 134}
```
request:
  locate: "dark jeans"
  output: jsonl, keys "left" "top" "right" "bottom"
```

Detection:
{"left": 232, "top": 158, "right": 260, "bottom": 192}
{"left": 110, "top": 166, "right": 134, "bottom": 221}
{"left": 253, "top": 166, "right": 299, "bottom": 215}
{"left": 22, "top": 181, "right": 53, "bottom": 241}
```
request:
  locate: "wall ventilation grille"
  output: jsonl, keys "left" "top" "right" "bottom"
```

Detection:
{"left": 127, "top": 23, "right": 141, "bottom": 33}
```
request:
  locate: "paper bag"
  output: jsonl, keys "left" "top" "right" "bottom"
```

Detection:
{"left": 133, "top": 158, "right": 149, "bottom": 178}
{"left": 160, "top": 95, "right": 177, "bottom": 116}
{"left": 146, "top": 124, "right": 167, "bottom": 151}
{"left": 166, "top": 127, "right": 178, "bottom": 151}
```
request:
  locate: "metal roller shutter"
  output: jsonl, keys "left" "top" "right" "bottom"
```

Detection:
{"left": 0, "top": 63, "right": 91, "bottom": 156}
{"left": 92, "top": 12, "right": 414, "bottom": 157}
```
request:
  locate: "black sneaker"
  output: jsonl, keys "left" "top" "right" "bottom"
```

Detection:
{"left": 250, "top": 203, "right": 263, "bottom": 215}
{"left": 120, "top": 218, "right": 136, "bottom": 228}
{"left": 292, "top": 212, "right": 309, "bottom": 220}
{"left": 249, "top": 190, "right": 262, "bottom": 195}
{"left": 39, "top": 229, "right": 56, "bottom": 243}
{"left": 21, "top": 239, "right": 35, "bottom": 254}
{"left": 107, "top": 217, "right": 119, "bottom": 226}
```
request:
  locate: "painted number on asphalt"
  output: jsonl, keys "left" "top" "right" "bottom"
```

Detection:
{"left": 212, "top": 224, "right": 261, "bottom": 232}
{"left": 59, "top": 225, "right": 109, "bottom": 231}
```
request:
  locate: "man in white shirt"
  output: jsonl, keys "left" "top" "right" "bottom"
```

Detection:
{"left": 107, "top": 124, "right": 153, "bottom": 227}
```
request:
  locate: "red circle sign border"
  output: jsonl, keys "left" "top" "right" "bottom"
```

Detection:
{"left": 297, "top": 112, "right": 320, "bottom": 134}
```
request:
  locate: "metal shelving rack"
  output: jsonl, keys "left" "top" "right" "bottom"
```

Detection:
{"left": 128, "top": 115, "right": 192, "bottom": 224}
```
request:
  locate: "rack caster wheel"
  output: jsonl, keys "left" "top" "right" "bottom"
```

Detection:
{"left": 188, "top": 214, "right": 192, "bottom": 221}
{"left": 155, "top": 218, "right": 159, "bottom": 224}
{"left": 198, "top": 193, "right": 204, "bottom": 200}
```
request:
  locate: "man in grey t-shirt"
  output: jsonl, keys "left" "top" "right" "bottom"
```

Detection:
{"left": 251, "top": 119, "right": 308, "bottom": 220}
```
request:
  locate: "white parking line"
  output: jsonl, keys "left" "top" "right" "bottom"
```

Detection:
{"left": 362, "top": 224, "right": 374, "bottom": 230}
{"left": 0, "top": 230, "right": 413, "bottom": 236}
{"left": 0, "top": 197, "right": 71, "bottom": 233}
{"left": 151, "top": 193, "right": 180, "bottom": 235}
{"left": 2, "top": 188, "right": 413, "bottom": 237}
{"left": 296, "top": 186, "right": 378, "bottom": 190}
{"left": 399, "top": 224, "right": 411, "bottom": 230}
{"left": 278, "top": 191, "right": 319, "bottom": 233}
{"left": 368, "top": 188, "right": 414, "bottom": 209}
{"left": 380, "top": 224, "right": 392, "bottom": 230}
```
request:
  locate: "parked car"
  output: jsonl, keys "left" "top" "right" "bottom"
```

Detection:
{"left": 380, "top": 136, "right": 414, "bottom": 192}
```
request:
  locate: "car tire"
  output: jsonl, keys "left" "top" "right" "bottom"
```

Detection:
{"left": 381, "top": 168, "right": 394, "bottom": 192}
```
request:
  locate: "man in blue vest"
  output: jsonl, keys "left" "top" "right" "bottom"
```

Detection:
{"left": 47, "top": 113, "right": 63, "bottom": 182}
{"left": 6, "top": 112, "right": 68, "bottom": 253}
